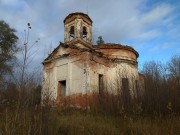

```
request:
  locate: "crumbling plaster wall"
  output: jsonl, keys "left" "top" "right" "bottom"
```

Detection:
{"left": 42, "top": 44, "right": 139, "bottom": 101}
{"left": 86, "top": 60, "right": 139, "bottom": 98}
{"left": 43, "top": 56, "right": 87, "bottom": 100}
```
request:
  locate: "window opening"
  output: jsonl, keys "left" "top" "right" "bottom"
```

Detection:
{"left": 82, "top": 26, "right": 87, "bottom": 41}
{"left": 135, "top": 80, "right": 139, "bottom": 98}
{"left": 121, "top": 78, "right": 130, "bottom": 103}
{"left": 99, "top": 74, "right": 104, "bottom": 94}
{"left": 69, "top": 26, "right": 75, "bottom": 41}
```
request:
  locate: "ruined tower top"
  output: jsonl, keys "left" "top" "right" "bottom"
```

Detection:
{"left": 64, "top": 12, "right": 92, "bottom": 24}
{"left": 64, "top": 12, "right": 93, "bottom": 45}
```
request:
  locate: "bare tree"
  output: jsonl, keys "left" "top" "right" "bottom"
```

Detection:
{"left": 11, "top": 23, "right": 41, "bottom": 107}
{"left": 168, "top": 55, "right": 180, "bottom": 80}
{"left": 15, "top": 23, "right": 40, "bottom": 91}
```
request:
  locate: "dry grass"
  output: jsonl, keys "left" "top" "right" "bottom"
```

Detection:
{"left": 0, "top": 55, "right": 180, "bottom": 134}
{"left": 53, "top": 109, "right": 180, "bottom": 135}
{"left": 0, "top": 106, "right": 49, "bottom": 135}
{"left": 0, "top": 106, "right": 180, "bottom": 135}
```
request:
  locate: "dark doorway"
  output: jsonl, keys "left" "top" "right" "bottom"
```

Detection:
{"left": 58, "top": 80, "right": 66, "bottom": 97}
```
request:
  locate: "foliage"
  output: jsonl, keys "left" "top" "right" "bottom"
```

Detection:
{"left": 0, "top": 20, "right": 18, "bottom": 85}
{"left": 96, "top": 36, "right": 105, "bottom": 44}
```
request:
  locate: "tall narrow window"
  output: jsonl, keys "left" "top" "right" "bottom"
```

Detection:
{"left": 121, "top": 78, "right": 130, "bottom": 103}
{"left": 58, "top": 80, "right": 66, "bottom": 97}
{"left": 135, "top": 80, "right": 139, "bottom": 97}
{"left": 99, "top": 74, "right": 104, "bottom": 94}
{"left": 82, "top": 26, "right": 87, "bottom": 41}
{"left": 69, "top": 26, "right": 75, "bottom": 41}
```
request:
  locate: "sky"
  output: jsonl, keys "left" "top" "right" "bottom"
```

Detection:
{"left": 0, "top": 0, "right": 180, "bottom": 71}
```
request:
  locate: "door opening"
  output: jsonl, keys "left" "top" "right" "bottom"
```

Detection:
{"left": 58, "top": 80, "right": 66, "bottom": 97}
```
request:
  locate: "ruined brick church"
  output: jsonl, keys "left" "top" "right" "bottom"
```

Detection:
{"left": 42, "top": 12, "right": 143, "bottom": 106}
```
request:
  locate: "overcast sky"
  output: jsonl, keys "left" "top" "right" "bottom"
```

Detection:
{"left": 0, "top": 0, "right": 180, "bottom": 70}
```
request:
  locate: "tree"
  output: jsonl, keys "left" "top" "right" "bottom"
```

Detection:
{"left": 168, "top": 55, "right": 180, "bottom": 80}
{"left": 96, "top": 36, "right": 105, "bottom": 45}
{"left": 0, "top": 20, "right": 18, "bottom": 87}
{"left": 17, "top": 23, "right": 40, "bottom": 91}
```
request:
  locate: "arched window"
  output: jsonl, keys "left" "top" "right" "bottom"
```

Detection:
{"left": 82, "top": 26, "right": 87, "bottom": 41}
{"left": 69, "top": 26, "right": 75, "bottom": 41}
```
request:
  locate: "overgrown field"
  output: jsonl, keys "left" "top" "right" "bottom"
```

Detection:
{"left": 1, "top": 20, "right": 180, "bottom": 135}
{"left": 0, "top": 106, "right": 180, "bottom": 135}
{"left": 0, "top": 53, "right": 180, "bottom": 134}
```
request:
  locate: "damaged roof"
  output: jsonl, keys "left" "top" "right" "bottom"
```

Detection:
{"left": 64, "top": 12, "right": 93, "bottom": 24}
{"left": 93, "top": 43, "right": 139, "bottom": 57}
{"left": 43, "top": 42, "right": 139, "bottom": 64}
{"left": 43, "top": 42, "right": 99, "bottom": 63}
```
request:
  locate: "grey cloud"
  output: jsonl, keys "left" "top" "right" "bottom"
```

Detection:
{"left": 0, "top": 0, "right": 179, "bottom": 68}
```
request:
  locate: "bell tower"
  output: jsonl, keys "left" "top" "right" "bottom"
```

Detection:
{"left": 64, "top": 12, "right": 93, "bottom": 45}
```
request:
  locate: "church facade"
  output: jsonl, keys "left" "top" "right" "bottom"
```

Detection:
{"left": 42, "top": 12, "right": 143, "bottom": 106}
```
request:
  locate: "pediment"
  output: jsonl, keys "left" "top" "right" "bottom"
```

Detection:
{"left": 43, "top": 41, "right": 93, "bottom": 64}
{"left": 43, "top": 43, "right": 69, "bottom": 62}
{"left": 53, "top": 45, "right": 68, "bottom": 57}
